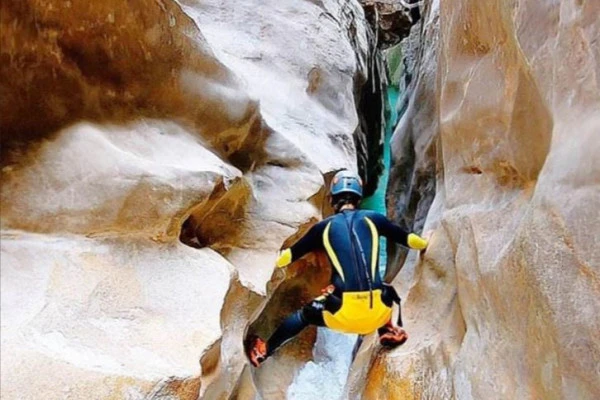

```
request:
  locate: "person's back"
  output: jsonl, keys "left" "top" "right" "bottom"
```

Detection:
{"left": 322, "top": 209, "right": 384, "bottom": 294}
{"left": 246, "top": 170, "right": 429, "bottom": 367}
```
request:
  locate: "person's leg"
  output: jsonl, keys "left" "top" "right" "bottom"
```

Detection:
{"left": 248, "top": 297, "right": 326, "bottom": 367}
{"left": 267, "top": 299, "right": 326, "bottom": 356}
{"left": 266, "top": 310, "right": 307, "bottom": 356}
{"left": 378, "top": 285, "right": 408, "bottom": 347}
{"left": 351, "top": 335, "right": 364, "bottom": 361}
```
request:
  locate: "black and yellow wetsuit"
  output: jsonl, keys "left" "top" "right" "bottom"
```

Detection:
{"left": 266, "top": 209, "right": 427, "bottom": 356}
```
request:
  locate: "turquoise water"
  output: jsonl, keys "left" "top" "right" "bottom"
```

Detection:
{"left": 360, "top": 87, "right": 399, "bottom": 279}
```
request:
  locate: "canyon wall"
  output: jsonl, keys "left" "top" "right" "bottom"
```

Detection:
{"left": 3, "top": 0, "right": 597, "bottom": 399}
{"left": 351, "top": 0, "right": 600, "bottom": 399}
{"left": 0, "top": 0, "right": 381, "bottom": 398}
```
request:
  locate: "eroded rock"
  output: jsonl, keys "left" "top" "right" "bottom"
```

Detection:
{"left": 198, "top": 273, "right": 262, "bottom": 399}
{"left": 1, "top": 0, "right": 379, "bottom": 399}
{"left": 360, "top": 0, "right": 421, "bottom": 48}
{"left": 352, "top": 0, "right": 600, "bottom": 399}
{"left": 1, "top": 121, "right": 241, "bottom": 237}
{"left": 0, "top": 233, "right": 232, "bottom": 399}
{"left": 0, "top": 0, "right": 265, "bottom": 169}
{"left": 179, "top": 177, "right": 252, "bottom": 254}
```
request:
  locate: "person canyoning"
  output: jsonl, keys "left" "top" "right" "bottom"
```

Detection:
{"left": 247, "top": 170, "right": 429, "bottom": 367}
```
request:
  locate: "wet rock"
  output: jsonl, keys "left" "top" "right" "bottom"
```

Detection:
{"left": 248, "top": 244, "right": 333, "bottom": 399}
{"left": 385, "top": 0, "right": 438, "bottom": 281}
{"left": 354, "top": 44, "right": 387, "bottom": 198}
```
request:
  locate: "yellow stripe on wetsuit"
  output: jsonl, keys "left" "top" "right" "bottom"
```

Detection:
{"left": 364, "top": 217, "right": 379, "bottom": 280}
{"left": 323, "top": 222, "right": 345, "bottom": 282}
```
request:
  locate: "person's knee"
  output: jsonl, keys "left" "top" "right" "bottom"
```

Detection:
{"left": 382, "top": 284, "right": 400, "bottom": 307}
{"left": 301, "top": 301, "right": 325, "bottom": 326}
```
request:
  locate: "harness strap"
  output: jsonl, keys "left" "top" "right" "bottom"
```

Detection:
{"left": 396, "top": 297, "right": 403, "bottom": 327}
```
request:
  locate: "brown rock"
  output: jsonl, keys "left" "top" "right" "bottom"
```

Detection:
{"left": 0, "top": 0, "right": 264, "bottom": 167}
{"left": 359, "top": 0, "right": 420, "bottom": 47}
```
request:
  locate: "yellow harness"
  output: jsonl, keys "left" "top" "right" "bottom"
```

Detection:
{"left": 322, "top": 289, "right": 392, "bottom": 335}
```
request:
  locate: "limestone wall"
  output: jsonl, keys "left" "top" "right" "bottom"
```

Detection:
{"left": 353, "top": 0, "right": 600, "bottom": 399}
{"left": 0, "top": 1, "right": 375, "bottom": 398}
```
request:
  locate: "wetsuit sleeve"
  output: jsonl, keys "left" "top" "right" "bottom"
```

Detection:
{"left": 367, "top": 212, "right": 428, "bottom": 250}
{"left": 275, "top": 220, "right": 327, "bottom": 268}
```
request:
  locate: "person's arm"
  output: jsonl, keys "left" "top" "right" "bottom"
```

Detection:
{"left": 275, "top": 220, "right": 327, "bottom": 268}
{"left": 367, "top": 212, "right": 428, "bottom": 250}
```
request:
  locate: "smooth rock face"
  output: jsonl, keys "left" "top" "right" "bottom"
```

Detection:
{"left": 0, "top": 0, "right": 256, "bottom": 153}
{"left": 1, "top": 0, "right": 373, "bottom": 399}
{"left": 176, "top": 0, "right": 364, "bottom": 174}
{"left": 1, "top": 233, "right": 232, "bottom": 399}
{"left": 353, "top": 0, "right": 600, "bottom": 399}
{"left": 1, "top": 121, "right": 241, "bottom": 236}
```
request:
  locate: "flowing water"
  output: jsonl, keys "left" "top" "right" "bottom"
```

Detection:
{"left": 286, "top": 328, "right": 357, "bottom": 400}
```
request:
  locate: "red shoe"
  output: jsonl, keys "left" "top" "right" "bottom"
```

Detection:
{"left": 246, "top": 336, "right": 268, "bottom": 367}
{"left": 378, "top": 323, "right": 408, "bottom": 348}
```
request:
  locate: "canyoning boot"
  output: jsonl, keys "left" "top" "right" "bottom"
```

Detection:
{"left": 246, "top": 335, "right": 268, "bottom": 367}
{"left": 378, "top": 322, "right": 408, "bottom": 348}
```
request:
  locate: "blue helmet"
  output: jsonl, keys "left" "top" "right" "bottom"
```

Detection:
{"left": 330, "top": 170, "right": 363, "bottom": 198}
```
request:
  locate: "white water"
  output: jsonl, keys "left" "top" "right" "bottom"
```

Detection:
{"left": 286, "top": 328, "right": 357, "bottom": 400}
